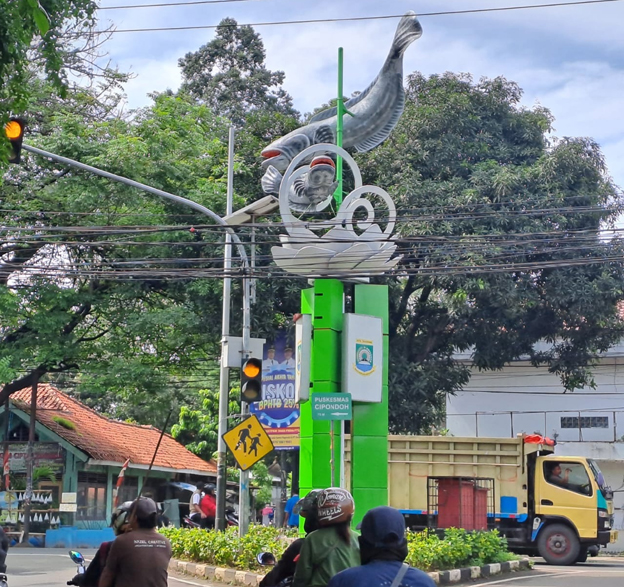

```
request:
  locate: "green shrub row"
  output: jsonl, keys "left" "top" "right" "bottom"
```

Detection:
{"left": 407, "top": 528, "right": 516, "bottom": 571}
{"left": 160, "top": 525, "right": 515, "bottom": 573}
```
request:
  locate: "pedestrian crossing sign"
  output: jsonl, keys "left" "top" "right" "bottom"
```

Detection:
{"left": 223, "top": 414, "right": 274, "bottom": 470}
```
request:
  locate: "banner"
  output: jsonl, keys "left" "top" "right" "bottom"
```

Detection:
{"left": 249, "top": 331, "right": 300, "bottom": 449}
{"left": 8, "top": 443, "right": 65, "bottom": 474}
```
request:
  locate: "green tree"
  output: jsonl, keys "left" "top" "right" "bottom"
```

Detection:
{"left": 0, "top": 88, "right": 237, "bottom": 423}
{"left": 357, "top": 72, "right": 624, "bottom": 433}
{"left": 0, "top": 0, "right": 99, "bottom": 121}
{"left": 179, "top": 17, "right": 298, "bottom": 126}
{"left": 171, "top": 387, "right": 239, "bottom": 460}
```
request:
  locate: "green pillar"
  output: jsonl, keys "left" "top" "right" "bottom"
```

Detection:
{"left": 351, "top": 284, "right": 389, "bottom": 527}
{"left": 299, "top": 279, "right": 344, "bottom": 498}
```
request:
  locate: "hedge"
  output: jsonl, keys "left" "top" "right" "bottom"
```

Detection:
{"left": 160, "top": 525, "right": 516, "bottom": 573}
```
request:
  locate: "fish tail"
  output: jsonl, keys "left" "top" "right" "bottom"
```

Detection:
{"left": 391, "top": 11, "right": 423, "bottom": 57}
{"left": 261, "top": 165, "right": 283, "bottom": 194}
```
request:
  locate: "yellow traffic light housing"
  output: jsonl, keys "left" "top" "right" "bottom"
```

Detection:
{"left": 240, "top": 357, "right": 262, "bottom": 403}
{"left": 4, "top": 118, "right": 25, "bottom": 164}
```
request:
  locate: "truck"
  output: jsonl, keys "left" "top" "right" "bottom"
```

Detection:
{"left": 347, "top": 434, "right": 617, "bottom": 565}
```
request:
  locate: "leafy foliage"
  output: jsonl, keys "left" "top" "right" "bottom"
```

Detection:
{"left": 406, "top": 528, "right": 516, "bottom": 571}
{"left": 357, "top": 72, "right": 624, "bottom": 432}
{"left": 161, "top": 524, "right": 513, "bottom": 572}
{"left": 171, "top": 387, "right": 239, "bottom": 460}
{"left": 160, "top": 524, "right": 293, "bottom": 570}
{"left": 179, "top": 18, "right": 298, "bottom": 126}
{"left": 0, "top": 0, "right": 98, "bottom": 123}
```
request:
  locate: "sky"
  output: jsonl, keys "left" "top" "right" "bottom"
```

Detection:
{"left": 94, "top": 0, "right": 624, "bottom": 191}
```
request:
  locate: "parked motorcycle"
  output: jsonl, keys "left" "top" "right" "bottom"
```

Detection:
{"left": 67, "top": 550, "right": 86, "bottom": 586}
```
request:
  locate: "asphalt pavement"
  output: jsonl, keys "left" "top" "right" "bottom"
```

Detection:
{"left": 4, "top": 549, "right": 624, "bottom": 587}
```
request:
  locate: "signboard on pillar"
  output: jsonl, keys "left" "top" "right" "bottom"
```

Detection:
{"left": 295, "top": 314, "right": 311, "bottom": 403}
{"left": 343, "top": 314, "right": 383, "bottom": 403}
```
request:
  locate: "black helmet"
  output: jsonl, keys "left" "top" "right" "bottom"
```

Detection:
{"left": 111, "top": 501, "right": 133, "bottom": 536}
{"left": 196, "top": 481, "right": 206, "bottom": 491}
{"left": 293, "top": 489, "right": 322, "bottom": 518}
{"left": 204, "top": 483, "right": 216, "bottom": 494}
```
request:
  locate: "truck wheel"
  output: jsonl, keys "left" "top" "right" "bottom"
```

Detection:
{"left": 576, "top": 547, "right": 588, "bottom": 563}
{"left": 537, "top": 523, "right": 580, "bottom": 566}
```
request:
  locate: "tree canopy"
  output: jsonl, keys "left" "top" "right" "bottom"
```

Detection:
{"left": 358, "top": 72, "right": 624, "bottom": 432}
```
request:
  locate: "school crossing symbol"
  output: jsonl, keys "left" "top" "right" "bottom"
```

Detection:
{"left": 223, "top": 414, "right": 274, "bottom": 470}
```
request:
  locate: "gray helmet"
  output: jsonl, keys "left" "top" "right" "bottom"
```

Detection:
{"left": 111, "top": 501, "right": 133, "bottom": 535}
{"left": 293, "top": 489, "right": 322, "bottom": 518}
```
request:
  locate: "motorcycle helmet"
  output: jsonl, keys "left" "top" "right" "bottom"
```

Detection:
{"left": 316, "top": 488, "right": 354, "bottom": 527}
{"left": 293, "top": 489, "right": 322, "bottom": 518}
{"left": 204, "top": 483, "right": 216, "bottom": 495}
{"left": 111, "top": 501, "right": 133, "bottom": 535}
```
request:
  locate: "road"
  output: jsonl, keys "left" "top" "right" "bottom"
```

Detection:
{"left": 472, "top": 557, "right": 624, "bottom": 586}
{"left": 5, "top": 548, "right": 220, "bottom": 587}
{"left": 5, "top": 550, "right": 624, "bottom": 586}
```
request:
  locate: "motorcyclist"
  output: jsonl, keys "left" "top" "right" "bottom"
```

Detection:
{"left": 69, "top": 501, "right": 133, "bottom": 586}
{"left": 259, "top": 489, "right": 322, "bottom": 587}
{"left": 292, "top": 488, "right": 360, "bottom": 587}
{"left": 189, "top": 481, "right": 205, "bottom": 526}
{"left": 99, "top": 497, "right": 172, "bottom": 587}
{"left": 199, "top": 483, "right": 216, "bottom": 529}
{"left": 327, "top": 506, "right": 436, "bottom": 587}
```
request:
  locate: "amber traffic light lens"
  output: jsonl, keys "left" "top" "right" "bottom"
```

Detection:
{"left": 5, "top": 120, "right": 23, "bottom": 140}
{"left": 242, "top": 360, "right": 261, "bottom": 378}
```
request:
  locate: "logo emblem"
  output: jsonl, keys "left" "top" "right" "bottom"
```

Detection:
{"left": 354, "top": 342, "right": 375, "bottom": 375}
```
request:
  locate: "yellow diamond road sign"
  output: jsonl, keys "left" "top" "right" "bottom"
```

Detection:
{"left": 223, "top": 414, "right": 274, "bottom": 471}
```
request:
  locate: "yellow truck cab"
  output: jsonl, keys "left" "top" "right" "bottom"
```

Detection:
{"left": 348, "top": 434, "right": 619, "bottom": 565}
{"left": 533, "top": 453, "right": 616, "bottom": 564}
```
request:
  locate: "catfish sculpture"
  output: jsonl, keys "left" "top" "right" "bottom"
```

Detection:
{"left": 261, "top": 11, "right": 423, "bottom": 212}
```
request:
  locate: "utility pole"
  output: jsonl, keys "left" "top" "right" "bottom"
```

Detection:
{"left": 216, "top": 126, "right": 235, "bottom": 531}
{"left": 22, "top": 374, "right": 38, "bottom": 543}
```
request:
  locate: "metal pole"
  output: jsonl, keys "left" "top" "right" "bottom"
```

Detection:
{"left": 339, "top": 420, "right": 345, "bottom": 489}
{"left": 216, "top": 126, "right": 235, "bottom": 531}
{"left": 333, "top": 47, "right": 345, "bottom": 206}
{"left": 23, "top": 141, "right": 255, "bottom": 535}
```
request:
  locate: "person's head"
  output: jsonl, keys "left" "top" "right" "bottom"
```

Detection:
{"left": 110, "top": 501, "right": 134, "bottom": 536}
{"left": 294, "top": 489, "right": 322, "bottom": 534}
{"left": 357, "top": 506, "right": 408, "bottom": 564}
{"left": 551, "top": 464, "right": 562, "bottom": 477}
{"left": 195, "top": 481, "right": 206, "bottom": 493}
{"left": 317, "top": 488, "right": 355, "bottom": 543}
{"left": 204, "top": 483, "right": 216, "bottom": 496}
{"left": 267, "top": 348, "right": 275, "bottom": 359}
{"left": 284, "top": 348, "right": 293, "bottom": 359}
{"left": 129, "top": 497, "right": 159, "bottom": 530}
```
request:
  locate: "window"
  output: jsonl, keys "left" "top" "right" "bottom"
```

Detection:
{"left": 77, "top": 472, "right": 107, "bottom": 520}
{"left": 560, "top": 416, "right": 608, "bottom": 429}
{"left": 544, "top": 462, "right": 592, "bottom": 496}
{"left": 117, "top": 477, "right": 139, "bottom": 506}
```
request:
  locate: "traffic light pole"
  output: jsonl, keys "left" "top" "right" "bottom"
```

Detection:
{"left": 215, "top": 126, "right": 235, "bottom": 532}
{"left": 21, "top": 142, "right": 254, "bottom": 532}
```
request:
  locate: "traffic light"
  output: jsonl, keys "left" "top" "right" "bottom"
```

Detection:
{"left": 4, "top": 118, "right": 25, "bottom": 164}
{"left": 240, "top": 357, "right": 262, "bottom": 403}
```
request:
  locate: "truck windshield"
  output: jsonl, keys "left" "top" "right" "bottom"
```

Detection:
{"left": 587, "top": 459, "right": 606, "bottom": 489}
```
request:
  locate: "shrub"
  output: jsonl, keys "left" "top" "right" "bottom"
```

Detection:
{"left": 160, "top": 525, "right": 292, "bottom": 570}
{"left": 162, "top": 525, "right": 514, "bottom": 573}
{"left": 406, "top": 528, "right": 515, "bottom": 571}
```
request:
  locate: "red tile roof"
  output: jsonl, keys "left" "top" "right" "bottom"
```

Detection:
{"left": 11, "top": 384, "right": 216, "bottom": 474}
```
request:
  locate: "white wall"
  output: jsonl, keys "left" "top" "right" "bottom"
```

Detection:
{"left": 446, "top": 358, "right": 624, "bottom": 442}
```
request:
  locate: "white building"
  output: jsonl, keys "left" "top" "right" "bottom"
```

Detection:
{"left": 446, "top": 342, "right": 624, "bottom": 550}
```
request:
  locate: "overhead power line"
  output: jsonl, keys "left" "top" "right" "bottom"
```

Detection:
{"left": 96, "top": 0, "right": 624, "bottom": 33}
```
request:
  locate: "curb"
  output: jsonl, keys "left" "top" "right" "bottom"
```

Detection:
{"left": 169, "top": 557, "right": 531, "bottom": 586}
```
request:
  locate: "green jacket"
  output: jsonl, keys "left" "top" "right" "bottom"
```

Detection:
{"left": 292, "top": 527, "right": 360, "bottom": 587}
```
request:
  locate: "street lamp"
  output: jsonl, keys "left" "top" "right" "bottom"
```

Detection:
{"left": 215, "top": 141, "right": 279, "bottom": 531}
